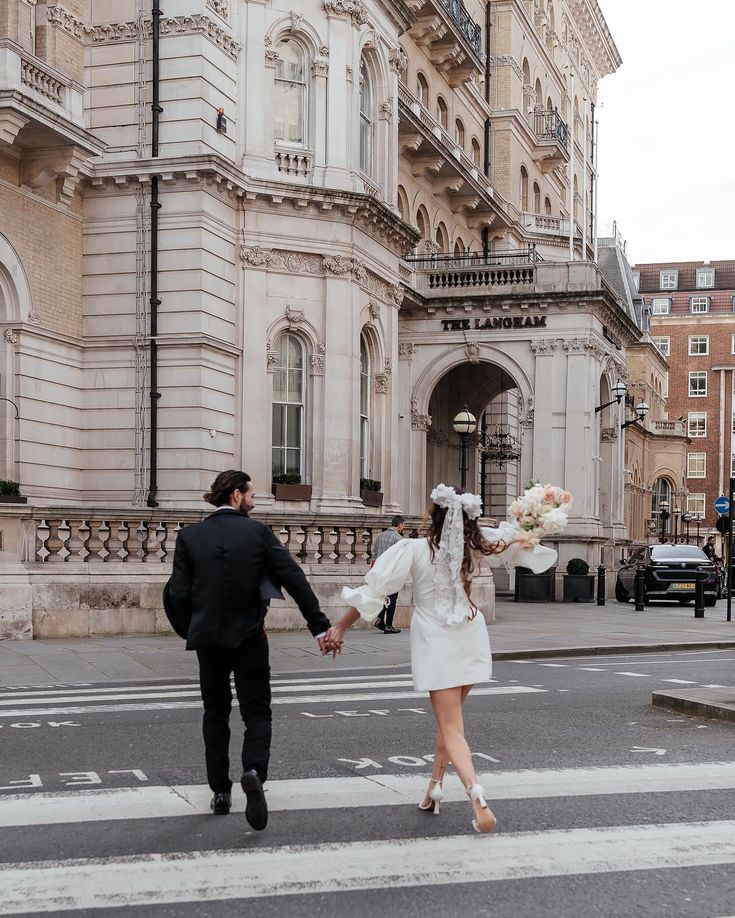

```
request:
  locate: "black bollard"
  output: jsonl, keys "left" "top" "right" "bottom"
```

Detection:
{"left": 634, "top": 564, "right": 646, "bottom": 611}
{"left": 597, "top": 565, "right": 606, "bottom": 606}
{"left": 694, "top": 570, "right": 705, "bottom": 618}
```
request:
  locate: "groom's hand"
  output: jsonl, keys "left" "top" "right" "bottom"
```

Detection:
{"left": 319, "top": 629, "right": 343, "bottom": 659}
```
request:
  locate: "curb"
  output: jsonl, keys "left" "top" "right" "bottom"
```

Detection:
{"left": 493, "top": 640, "right": 735, "bottom": 661}
{"left": 652, "top": 690, "right": 735, "bottom": 724}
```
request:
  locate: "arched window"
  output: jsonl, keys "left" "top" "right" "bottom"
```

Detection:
{"left": 454, "top": 238, "right": 466, "bottom": 258}
{"left": 533, "top": 181, "right": 541, "bottom": 212}
{"left": 544, "top": 196, "right": 552, "bottom": 215}
{"left": 574, "top": 96, "right": 580, "bottom": 139}
{"left": 274, "top": 39, "right": 306, "bottom": 145}
{"left": 416, "top": 72, "right": 429, "bottom": 107}
{"left": 471, "top": 137, "right": 481, "bottom": 167}
{"left": 416, "top": 205, "right": 429, "bottom": 241}
{"left": 359, "top": 57, "right": 374, "bottom": 175}
{"left": 272, "top": 334, "right": 305, "bottom": 479}
{"left": 437, "top": 96, "right": 448, "bottom": 129}
{"left": 534, "top": 79, "right": 543, "bottom": 109}
{"left": 436, "top": 222, "right": 449, "bottom": 253}
{"left": 546, "top": 96, "right": 554, "bottom": 112}
{"left": 454, "top": 118, "right": 465, "bottom": 148}
{"left": 397, "top": 185, "right": 409, "bottom": 222}
{"left": 520, "top": 165, "right": 529, "bottom": 210}
{"left": 359, "top": 336, "right": 371, "bottom": 479}
{"left": 651, "top": 477, "right": 672, "bottom": 522}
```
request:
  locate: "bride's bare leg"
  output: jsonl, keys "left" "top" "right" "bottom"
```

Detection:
{"left": 420, "top": 731, "right": 448, "bottom": 808}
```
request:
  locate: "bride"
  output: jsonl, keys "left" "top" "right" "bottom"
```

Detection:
{"left": 324, "top": 484, "right": 557, "bottom": 834}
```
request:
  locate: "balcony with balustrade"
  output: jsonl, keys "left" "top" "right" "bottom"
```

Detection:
{"left": 0, "top": 39, "right": 101, "bottom": 203}
{"left": 530, "top": 108, "right": 570, "bottom": 172}
{"left": 401, "top": 0, "right": 484, "bottom": 85}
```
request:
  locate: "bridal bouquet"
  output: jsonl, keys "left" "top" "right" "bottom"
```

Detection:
{"left": 507, "top": 482, "right": 573, "bottom": 546}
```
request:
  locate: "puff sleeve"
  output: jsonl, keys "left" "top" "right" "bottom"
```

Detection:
{"left": 341, "top": 538, "right": 414, "bottom": 623}
{"left": 481, "top": 521, "right": 558, "bottom": 574}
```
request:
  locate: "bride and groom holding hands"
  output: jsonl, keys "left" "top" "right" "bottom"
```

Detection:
{"left": 165, "top": 470, "right": 566, "bottom": 833}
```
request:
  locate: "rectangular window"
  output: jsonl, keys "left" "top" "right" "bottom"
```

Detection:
{"left": 696, "top": 268, "right": 715, "bottom": 288}
{"left": 687, "top": 493, "right": 706, "bottom": 516}
{"left": 663, "top": 372, "right": 668, "bottom": 398}
{"left": 690, "top": 297, "right": 710, "bottom": 314}
{"left": 687, "top": 453, "right": 706, "bottom": 478}
{"left": 688, "top": 335, "right": 709, "bottom": 355}
{"left": 732, "top": 335, "right": 735, "bottom": 355}
{"left": 651, "top": 297, "right": 671, "bottom": 315}
{"left": 688, "top": 412, "right": 707, "bottom": 437}
{"left": 732, "top": 453, "right": 735, "bottom": 478}
{"left": 688, "top": 371, "right": 707, "bottom": 397}
{"left": 652, "top": 336, "right": 670, "bottom": 356}
{"left": 660, "top": 270, "right": 678, "bottom": 290}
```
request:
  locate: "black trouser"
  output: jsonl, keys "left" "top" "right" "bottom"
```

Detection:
{"left": 376, "top": 592, "right": 398, "bottom": 629}
{"left": 196, "top": 632, "right": 271, "bottom": 793}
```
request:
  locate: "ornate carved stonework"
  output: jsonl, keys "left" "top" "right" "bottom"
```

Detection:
{"left": 465, "top": 340, "right": 481, "bottom": 364}
{"left": 265, "top": 49, "right": 280, "bottom": 66}
{"left": 46, "top": 5, "right": 86, "bottom": 39}
{"left": 388, "top": 47, "right": 408, "bottom": 74}
{"left": 323, "top": 0, "right": 368, "bottom": 26}
{"left": 398, "top": 342, "right": 415, "bottom": 360}
{"left": 311, "top": 57, "right": 329, "bottom": 78}
{"left": 600, "top": 427, "right": 618, "bottom": 442}
{"left": 384, "top": 357, "right": 392, "bottom": 377}
{"left": 290, "top": 10, "right": 304, "bottom": 31}
{"left": 28, "top": 309, "right": 41, "bottom": 325}
{"left": 285, "top": 305, "right": 304, "bottom": 327}
{"left": 530, "top": 338, "right": 557, "bottom": 355}
{"left": 520, "top": 396, "right": 535, "bottom": 429}
{"left": 411, "top": 398, "right": 432, "bottom": 431}
{"left": 379, "top": 97, "right": 393, "bottom": 122}
{"left": 309, "top": 354, "right": 325, "bottom": 376}
{"left": 374, "top": 373, "right": 390, "bottom": 394}
{"left": 368, "top": 299, "right": 380, "bottom": 321}
{"left": 84, "top": 15, "right": 241, "bottom": 60}
{"left": 388, "top": 284, "right": 404, "bottom": 308}
{"left": 266, "top": 351, "right": 277, "bottom": 373}
{"left": 4, "top": 329, "right": 17, "bottom": 344}
{"left": 206, "top": 0, "right": 229, "bottom": 21}
{"left": 345, "top": 65, "right": 354, "bottom": 82}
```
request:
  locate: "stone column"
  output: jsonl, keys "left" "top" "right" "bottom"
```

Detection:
{"left": 323, "top": 6, "right": 354, "bottom": 190}
{"left": 240, "top": 262, "right": 272, "bottom": 501}
{"left": 242, "top": 0, "right": 275, "bottom": 179}
{"left": 311, "top": 56, "right": 329, "bottom": 183}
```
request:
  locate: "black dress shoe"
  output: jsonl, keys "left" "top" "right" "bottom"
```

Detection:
{"left": 384, "top": 626, "right": 402, "bottom": 634}
{"left": 373, "top": 619, "right": 385, "bottom": 631}
{"left": 240, "top": 770, "right": 268, "bottom": 831}
{"left": 210, "top": 792, "right": 231, "bottom": 815}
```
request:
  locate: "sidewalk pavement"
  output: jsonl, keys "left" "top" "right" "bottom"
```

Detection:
{"left": 1, "top": 598, "right": 735, "bottom": 687}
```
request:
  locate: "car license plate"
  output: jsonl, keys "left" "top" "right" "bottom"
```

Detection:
{"left": 670, "top": 582, "right": 695, "bottom": 590}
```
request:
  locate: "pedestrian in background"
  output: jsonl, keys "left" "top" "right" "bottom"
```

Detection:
{"left": 164, "top": 470, "right": 332, "bottom": 830}
{"left": 371, "top": 515, "right": 406, "bottom": 634}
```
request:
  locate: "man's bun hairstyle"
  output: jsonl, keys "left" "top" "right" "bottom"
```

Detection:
{"left": 204, "top": 470, "right": 251, "bottom": 507}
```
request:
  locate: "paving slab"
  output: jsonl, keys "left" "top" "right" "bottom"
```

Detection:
{"left": 652, "top": 687, "right": 735, "bottom": 723}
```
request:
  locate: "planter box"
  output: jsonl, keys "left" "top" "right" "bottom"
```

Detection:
{"left": 515, "top": 567, "right": 556, "bottom": 602}
{"left": 0, "top": 495, "right": 27, "bottom": 504}
{"left": 271, "top": 483, "right": 312, "bottom": 501}
{"left": 562, "top": 574, "right": 595, "bottom": 603}
{"left": 360, "top": 489, "right": 384, "bottom": 508}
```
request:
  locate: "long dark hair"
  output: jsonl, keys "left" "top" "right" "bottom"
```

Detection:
{"left": 203, "top": 470, "right": 251, "bottom": 507}
{"left": 427, "top": 502, "right": 505, "bottom": 610}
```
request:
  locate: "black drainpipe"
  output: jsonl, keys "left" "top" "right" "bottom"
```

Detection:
{"left": 482, "top": 2, "right": 491, "bottom": 180}
{"left": 147, "top": 2, "right": 162, "bottom": 507}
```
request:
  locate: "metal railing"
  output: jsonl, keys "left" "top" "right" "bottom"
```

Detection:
{"left": 405, "top": 247, "right": 542, "bottom": 271}
{"left": 441, "top": 0, "right": 483, "bottom": 58}
{"left": 532, "top": 109, "right": 569, "bottom": 151}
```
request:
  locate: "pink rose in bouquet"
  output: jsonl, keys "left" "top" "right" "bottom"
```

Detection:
{"left": 508, "top": 483, "right": 573, "bottom": 546}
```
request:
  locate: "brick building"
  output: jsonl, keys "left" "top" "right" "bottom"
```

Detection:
{"left": 637, "top": 260, "right": 735, "bottom": 541}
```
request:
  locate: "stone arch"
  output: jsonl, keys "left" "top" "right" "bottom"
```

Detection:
{"left": 266, "top": 14, "right": 327, "bottom": 59}
{"left": 0, "top": 234, "right": 32, "bottom": 323}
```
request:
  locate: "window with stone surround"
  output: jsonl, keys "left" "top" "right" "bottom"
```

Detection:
{"left": 731, "top": 335, "right": 735, "bottom": 355}
{"left": 437, "top": 96, "right": 448, "bottom": 129}
{"left": 688, "top": 412, "right": 707, "bottom": 437}
{"left": 274, "top": 39, "right": 307, "bottom": 145}
{"left": 687, "top": 453, "right": 706, "bottom": 478}
{"left": 651, "top": 297, "right": 671, "bottom": 315}
{"left": 359, "top": 57, "right": 374, "bottom": 176}
{"left": 660, "top": 270, "right": 678, "bottom": 290}
{"left": 688, "top": 336, "right": 709, "bottom": 356}
{"left": 272, "top": 334, "right": 305, "bottom": 479}
{"left": 687, "top": 493, "right": 706, "bottom": 516}
{"left": 688, "top": 371, "right": 707, "bottom": 397}
{"left": 416, "top": 72, "right": 429, "bottom": 107}
{"left": 652, "top": 336, "right": 670, "bottom": 356}
{"left": 359, "top": 335, "right": 371, "bottom": 478}
{"left": 471, "top": 137, "right": 481, "bottom": 167}
{"left": 690, "top": 296, "right": 710, "bottom": 314}
{"left": 696, "top": 268, "right": 715, "bottom": 288}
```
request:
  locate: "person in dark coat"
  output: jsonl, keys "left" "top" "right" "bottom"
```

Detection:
{"left": 164, "top": 469, "right": 332, "bottom": 830}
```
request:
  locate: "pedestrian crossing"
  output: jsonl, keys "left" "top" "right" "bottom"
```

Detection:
{"left": 1, "top": 762, "right": 735, "bottom": 913}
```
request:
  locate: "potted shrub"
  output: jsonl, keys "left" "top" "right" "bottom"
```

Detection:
{"left": 0, "top": 480, "right": 27, "bottom": 504}
{"left": 360, "top": 478, "right": 384, "bottom": 508}
{"left": 562, "top": 558, "right": 595, "bottom": 602}
{"left": 271, "top": 473, "right": 312, "bottom": 502}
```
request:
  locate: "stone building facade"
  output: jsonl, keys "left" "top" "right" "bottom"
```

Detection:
{"left": 0, "top": 0, "right": 654, "bottom": 639}
{"left": 638, "top": 260, "right": 735, "bottom": 541}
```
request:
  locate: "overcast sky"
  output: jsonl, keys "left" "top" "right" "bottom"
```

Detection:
{"left": 595, "top": 1, "right": 735, "bottom": 265}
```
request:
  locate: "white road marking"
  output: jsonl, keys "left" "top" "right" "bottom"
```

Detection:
{"left": 702, "top": 684, "right": 726, "bottom": 688}
{"left": 660, "top": 679, "right": 699, "bottom": 685}
{"left": 1, "top": 762, "right": 734, "bottom": 827}
{"left": 537, "top": 663, "right": 568, "bottom": 667}
{"left": 0, "top": 685, "right": 545, "bottom": 719}
{"left": 616, "top": 672, "right": 651, "bottom": 678}
{"left": 630, "top": 747, "right": 667, "bottom": 756}
{"left": 2, "top": 820, "right": 735, "bottom": 913}
{"left": 578, "top": 667, "right": 605, "bottom": 672}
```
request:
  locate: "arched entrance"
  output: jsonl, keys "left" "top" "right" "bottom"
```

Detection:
{"left": 426, "top": 362, "right": 522, "bottom": 517}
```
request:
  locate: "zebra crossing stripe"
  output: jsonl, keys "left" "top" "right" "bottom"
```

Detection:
{"left": 1, "top": 819, "right": 734, "bottom": 913}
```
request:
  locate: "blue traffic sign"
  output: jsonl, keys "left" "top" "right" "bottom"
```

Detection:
{"left": 714, "top": 495, "right": 730, "bottom": 514}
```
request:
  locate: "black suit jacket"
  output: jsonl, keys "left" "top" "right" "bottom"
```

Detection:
{"left": 164, "top": 509, "right": 330, "bottom": 649}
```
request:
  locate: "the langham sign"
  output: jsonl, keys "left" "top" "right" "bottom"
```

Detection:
{"left": 441, "top": 316, "right": 548, "bottom": 331}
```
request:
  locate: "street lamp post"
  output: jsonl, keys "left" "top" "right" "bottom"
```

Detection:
{"left": 452, "top": 405, "right": 477, "bottom": 492}
{"left": 673, "top": 505, "right": 681, "bottom": 543}
{"left": 682, "top": 511, "right": 692, "bottom": 544}
{"left": 659, "top": 500, "right": 670, "bottom": 543}
{"left": 694, "top": 514, "right": 702, "bottom": 545}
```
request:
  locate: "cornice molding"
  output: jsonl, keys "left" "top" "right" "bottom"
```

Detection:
{"left": 323, "top": 0, "right": 369, "bottom": 27}
{"left": 82, "top": 14, "right": 241, "bottom": 60}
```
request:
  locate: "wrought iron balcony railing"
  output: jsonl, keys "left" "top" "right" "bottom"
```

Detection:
{"left": 441, "top": 0, "right": 482, "bottom": 59}
{"left": 532, "top": 109, "right": 570, "bottom": 151}
{"left": 404, "top": 247, "right": 542, "bottom": 270}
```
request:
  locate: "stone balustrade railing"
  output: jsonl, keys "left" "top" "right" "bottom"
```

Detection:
{"left": 20, "top": 56, "right": 65, "bottom": 105}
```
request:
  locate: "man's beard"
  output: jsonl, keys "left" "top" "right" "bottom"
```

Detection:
{"left": 237, "top": 496, "right": 249, "bottom": 516}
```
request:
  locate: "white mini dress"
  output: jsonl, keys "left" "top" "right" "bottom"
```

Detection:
{"left": 342, "top": 524, "right": 557, "bottom": 692}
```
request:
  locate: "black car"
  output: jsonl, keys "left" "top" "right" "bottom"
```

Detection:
{"left": 616, "top": 544, "right": 718, "bottom": 606}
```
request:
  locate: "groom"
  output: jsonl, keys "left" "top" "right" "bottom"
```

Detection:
{"left": 164, "top": 470, "right": 333, "bottom": 830}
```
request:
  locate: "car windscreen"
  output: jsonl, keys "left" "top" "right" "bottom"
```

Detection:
{"left": 651, "top": 546, "right": 708, "bottom": 561}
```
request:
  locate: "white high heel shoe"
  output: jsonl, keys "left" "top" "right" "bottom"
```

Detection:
{"left": 418, "top": 778, "right": 444, "bottom": 815}
{"left": 467, "top": 783, "right": 497, "bottom": 834}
